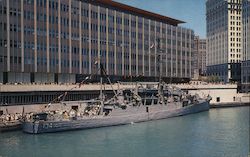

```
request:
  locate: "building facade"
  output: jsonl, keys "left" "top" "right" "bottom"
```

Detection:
{"left": 0, "top": 0, "right": 194, "bottom": 84}
{"left": 241, "top": 0, "right": 250, "bottom": 92}
{"left": 194, "top": 36, "right": 206, "bottom": 77}
{"left": 206, "top": 0, "right": 242, "bottom": 82}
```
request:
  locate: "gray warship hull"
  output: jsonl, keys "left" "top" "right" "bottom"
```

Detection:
{"left": 22, "top": 100, "right": 210, "bottom": 134}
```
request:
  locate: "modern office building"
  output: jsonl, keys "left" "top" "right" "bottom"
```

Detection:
{"left": 206, "top": 0, "right": 242, "bottom": 82}
{"left": 241, "top": 0, "right": 250, "bottom": 92}
{"left": 194, "top": 36, "right": 207, "bottom": 76}
{"left": 0, "top": 0, "right": 194, "bottom": 84}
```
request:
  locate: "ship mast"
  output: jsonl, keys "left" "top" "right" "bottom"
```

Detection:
{"left": 99, "top": 63, "right": 105, "bottom": 115}
{"left": 157, "top": 38, "right": 165, "bottom": 104}
{"left": 157, "top": 38, "right": 163, "bottom": 83}
{"left": 99, "top": 62, "right": 118, "bottom": 114}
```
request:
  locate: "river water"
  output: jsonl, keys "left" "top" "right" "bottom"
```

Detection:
{"left": 0, "top": 107, "right": 249, "bottom": 157}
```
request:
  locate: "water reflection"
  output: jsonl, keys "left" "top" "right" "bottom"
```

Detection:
{"left": 0, "top": 107, "right": 249, "bottom": 157}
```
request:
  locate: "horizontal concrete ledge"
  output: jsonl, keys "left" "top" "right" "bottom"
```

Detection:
{"left": 181, "top": 88, "right": 237, "bottom": 90}
{"left": 0, "top": 83, "right": 238, "bottom": 92}
{"left": 0, "top": 84, "right": 134, "bottom": 92}
{"left": 210, "top": 102, "right": 250, "bottom": 108}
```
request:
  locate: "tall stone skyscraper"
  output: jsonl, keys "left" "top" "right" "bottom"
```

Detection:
{"left": 241, "top": 0, "right": 250, "bottom": 92}
{"left": 206, "top": 0, "right": 242, "bottom": 82}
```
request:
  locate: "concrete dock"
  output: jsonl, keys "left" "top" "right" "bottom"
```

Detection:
{"left": 210, "top": 102, "right": 250, "bottom": 108}
{"left": 0, "top": 83, "right": 249, "bottom": 114}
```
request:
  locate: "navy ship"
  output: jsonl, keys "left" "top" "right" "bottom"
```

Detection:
{"left": 22, "top": 80, "right": 211, "bottom": 134}
{"left": 22, "top": 58, "right": 211, "bottom": 134}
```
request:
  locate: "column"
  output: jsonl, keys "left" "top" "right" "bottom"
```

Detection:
{"left": 180, "top": 27, "right": 183, "bottom": 77}
{"left": 122, "top": 13, "right": 124, "bottom": 75}
{"left": 136, "top": 16, "right": 138, "bottom": 76}
{"left": 58, "top": 0, "right": 61, "bottom": 73}
{"left": 185, "top": 29, "right": 187, "bottom": 77}
{"left": 106, "top": 8, "right": 109, "bottom": 74}
{"left": 154, "top": 21, "right": 157, "bottom": 77}
{"left": 34, "top": 0, "right": 37, "bottom": 72}
{"left": 21, "top": 0, "right": 24, "bottom": 72}
{"left": 189, "top": 30, "right": 192, "bottom": 78}
{"left": 170, "top": 25, "right": 173, "bottom": 77}
{"left": 114, "top": 10, "right": 117, "bottom": 75}
{"left": 129, "top": 15, "right": 131, "bottom": 76}
{"left": 175, "top": 27, "right": 178, "bottom": 77}
{"left": 148, "top": 20, "right": 151, "bottom": 76}
{"left": 79, "top": 1, "right": 82, "bottom": 74}
{"left": 142, "top": 18, "right": 145, "bottom": 76}
{"left": 165, "top": 24, "right": 168, "bottom": 76}
{"left": 6, "top": 0, "right": 10, "bottom": 71}
{"left": 46, "top": 0, "right": 50, "bottom": 73}
{"left": 69, "top": 0, "right": 72, "bottom": 73}
{"left": 88, "top": 4, "right": 91, "bottom": 74}
{"left": 97, "top": 6, "right": 100, "bottom": 70}
{"left": 160, "top": 22, "right": 162, "bottom": 78}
